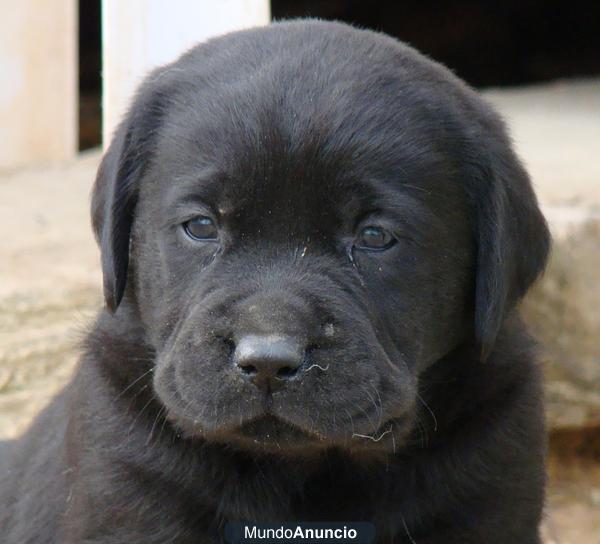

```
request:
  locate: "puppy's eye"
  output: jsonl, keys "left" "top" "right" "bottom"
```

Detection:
{"left": 354, "top": 226, "right": 396, "bottom": 251}
{"left": 183, "top": 216, "right": 218, "bottom": 241}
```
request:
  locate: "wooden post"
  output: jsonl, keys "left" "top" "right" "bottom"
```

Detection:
{"left": 0, "top": 0, "right": 77, "bottom": 168}
{"left": 102, "top": 0, "right": 271, "bottom": 143}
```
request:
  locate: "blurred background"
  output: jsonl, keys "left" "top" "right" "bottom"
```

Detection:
{"left": 1, "top": 1, "right": 598, "bottom": 542}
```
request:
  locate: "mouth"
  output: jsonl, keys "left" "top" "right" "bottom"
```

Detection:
{"left": 182, "top": 410, "right": 412, "bottom": 457}
{"left": 159, "top": 365, "right": 415, "bottom": 455}
{"left": 207, "top": 415, "right": 329, "bottom": 454}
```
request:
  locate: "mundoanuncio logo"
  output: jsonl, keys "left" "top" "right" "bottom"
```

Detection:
{"left": 224, "top": 522, "right": 376, "bottom": 544}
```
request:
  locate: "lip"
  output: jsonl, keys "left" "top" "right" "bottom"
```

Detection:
{"left": 207, "top": 415, "right": 328, "bottom": 453}
{"left": 196, "top": 411, "right": 413, "bottom": 456}
{"left": 161, "top": 367, "right": 414, "bottom": 454}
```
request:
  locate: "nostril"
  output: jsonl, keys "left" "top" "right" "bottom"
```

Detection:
{"left": 305, "top": 344, "right": 319, "bottom": 355}
{"left": 233, "top": 335, "right": 305, "bottom": 390}
{"left": 276, "top": 365, "right": 298, "bottom": 379}
{"left": 216, "top": 335, "right": 236, "bottom": 358}
{"left": 238, "top": 363, "right": 257, "bottom": 376}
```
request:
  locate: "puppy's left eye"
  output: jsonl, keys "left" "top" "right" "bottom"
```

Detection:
{"left": 183, "top": 216, "right": 218, "bottom": 241}
{"left": 354, "top": 226, "right": 396, "bottom": 251}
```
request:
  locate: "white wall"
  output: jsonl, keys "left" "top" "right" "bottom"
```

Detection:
{"left": 0, "top": 0, "right": 77, "bottom": 168}
{"left": 102, "top": 0, "right": 271, "bottom": 143}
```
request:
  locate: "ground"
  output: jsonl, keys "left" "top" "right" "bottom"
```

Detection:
{"left": 1, "top": 80, "right": 599, "bottom": 542}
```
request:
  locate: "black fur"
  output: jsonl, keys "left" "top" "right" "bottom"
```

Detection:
{"left": 1, "top": 20, "right": 550, "bottom": 543}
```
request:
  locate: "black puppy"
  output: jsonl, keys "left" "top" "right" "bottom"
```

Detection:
{"left": 1, "top": 20, "right": 550, "bottom": 543}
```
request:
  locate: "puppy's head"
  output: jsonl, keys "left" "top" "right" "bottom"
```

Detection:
{"left": 92, "top": 21, "right": 549, "bottom": 454}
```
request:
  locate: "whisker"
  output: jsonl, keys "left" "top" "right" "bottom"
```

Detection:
{"left": 401, "top": 183, "right": 430, "bottom": 194}
{"left": 416, "top": 393, "right": 438, "bottom": 432}
{"left": 113, "top": 368, "right": 154, "bottom": 403}
{"left": 352, "top": 424, "right": 393, "bottom": 442}
{"left": 125, "top": 384, "right": 149, "bottom": 415}
{"left": 362, "top": 384, "right": 383, "bottom": 428}
{"left": 401, "top": 516, "right": 417, "bottom": 544}
{"left": 157, "top": 406, "right": 171, "bottom": 442}
{"left": 145, "top": 405, "right": 166, "bottom": 446}
{"left": 303, "top": 363, "right": 329, "bottom": 373}
{"left": 344, "top": 408, "right": 356, "bottom": 437}
{"left": 126, "top": 356, "right": 156, "bottom": 362}
{"left": 373, "top": 385, "right": 384, "bottom": 423}
{"left": 127, "top": 396, "right": 156, "bottom": 437}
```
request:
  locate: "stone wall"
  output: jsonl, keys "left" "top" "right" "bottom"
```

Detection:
{"left": 485, "top": 79, "right": 600, "bottom": 431}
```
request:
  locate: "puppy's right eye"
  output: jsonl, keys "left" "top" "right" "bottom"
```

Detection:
{"left": 354, "top": 226, "right": 396, "bottom": 251}
{"left": 183, "top": 216, "right": 218, "bottom": 241}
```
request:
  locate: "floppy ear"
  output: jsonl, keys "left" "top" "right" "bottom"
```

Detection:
{"left": 91, "top": 73, "right": 169, "bottom": 312}
{"left": 471, "top": 134, "right": 551, "bottom": 359}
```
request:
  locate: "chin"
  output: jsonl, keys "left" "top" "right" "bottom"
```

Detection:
{"left": 168, "top": 409, "right": 415, "bottom": 457}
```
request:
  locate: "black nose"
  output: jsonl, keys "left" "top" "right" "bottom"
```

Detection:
{"left": 234, "top": 335, "right": 304, "bottom": 392}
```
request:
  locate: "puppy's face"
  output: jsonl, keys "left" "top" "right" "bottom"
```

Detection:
{"left": 133, "top": 84, "right": 472, "bottom": 454}
{"left": 93, "top": 22, "right": 548, "bottom": 454}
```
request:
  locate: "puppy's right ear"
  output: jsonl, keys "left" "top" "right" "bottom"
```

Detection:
{"left": 91, "top": 73, "right": 169, "bottom": 312}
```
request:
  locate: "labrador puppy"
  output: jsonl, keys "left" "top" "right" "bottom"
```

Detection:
{"left": 0, "top": 20, "right": 550, "bottom": 543}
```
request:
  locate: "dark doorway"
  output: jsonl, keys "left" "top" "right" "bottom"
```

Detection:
{"left": 79, "top": 0, "right": 101, "bottom": 150}
{"left": 271, "top": 0, "right": 600, "bottom": 88}
{"left": 78, "top": 1, "right": 600, "bottom": 150}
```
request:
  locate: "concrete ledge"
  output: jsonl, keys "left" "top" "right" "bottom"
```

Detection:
{"left": 523, "top": 211, "right": 600, "bottom": 429}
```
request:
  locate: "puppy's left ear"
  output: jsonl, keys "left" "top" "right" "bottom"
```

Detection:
{"left": 91, "top": 71, "right": 169, "bottom": 312}
{"left": 470, "top": 128, "right": 551, "bottom": 359}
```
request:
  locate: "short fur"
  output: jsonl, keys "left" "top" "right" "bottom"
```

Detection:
{"left": 1, "top": 20, "right": 550, "bottom": 543}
